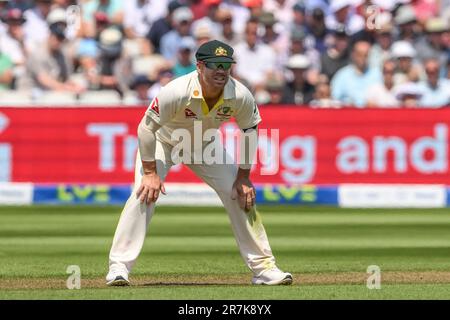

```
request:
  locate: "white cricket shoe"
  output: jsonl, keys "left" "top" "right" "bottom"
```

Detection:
{"left": 252, "top": 267, "right": 293, "bottom": 285}
{"left": 106, "top": 264, "right": 130, "bottom": 286}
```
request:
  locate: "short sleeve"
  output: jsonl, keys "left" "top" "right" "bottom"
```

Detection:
{"left": 234, "top": 93, "right": 262, "bottom": 129}
{"left": 145, "top": 84, "right": 178, "bottom": 126}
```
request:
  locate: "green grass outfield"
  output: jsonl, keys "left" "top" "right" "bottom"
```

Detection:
{"left": 0, "top": 205, "right": 450, "bottom": 300}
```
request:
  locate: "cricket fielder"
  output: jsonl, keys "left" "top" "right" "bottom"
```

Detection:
{"left": 106, "top": 40, "right": 292, "bottom": 286}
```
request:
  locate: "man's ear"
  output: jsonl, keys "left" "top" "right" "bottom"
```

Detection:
{"left": 196, "top": 62, "right": 202, "bottom": 74}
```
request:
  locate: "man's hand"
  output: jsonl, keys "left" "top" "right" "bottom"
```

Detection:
{"left": 136, "top": 172, "right": 166, "bottom": 205}
{"left": 231, "top": 172, "right": 256, "bottom": 212}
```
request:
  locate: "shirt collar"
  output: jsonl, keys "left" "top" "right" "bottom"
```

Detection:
{"left": 190, "top": 71, "right": 236, "bottom": 101}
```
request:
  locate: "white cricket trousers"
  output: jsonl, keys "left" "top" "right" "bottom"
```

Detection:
{"left": 109, "top": 140, "right": 276, "bottom": 276}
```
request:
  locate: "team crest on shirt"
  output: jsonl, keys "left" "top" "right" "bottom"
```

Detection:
{"left": 185, "top": 108, "right": 198, "bottom": 119}
{"left": 215, "top": 47, "right": 227, "bottom": 56}
{"left": 148, "top": 97, "right": 159, "bottom": 115}
{"left": 216, "top": 105, "right": 233, "bottom": 121}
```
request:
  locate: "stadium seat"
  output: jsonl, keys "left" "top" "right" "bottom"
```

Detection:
{"left": 78, "top": 90, "right": 122, "bottom": 105}
{"left": 0, "top": 90, "right": 32, "bottom": 105}
{"left": 35, "top": 92, "right": 78, "bottom": 106}
{"left": 122, "top": 92, "right": 140, "bottom": 105}
{"left": 132, "top": 55, "right": 167, "bottom": 80}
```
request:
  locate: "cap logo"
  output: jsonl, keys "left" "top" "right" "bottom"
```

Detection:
{"left": 215, "top": 47, "right": 228, "bottom": 56}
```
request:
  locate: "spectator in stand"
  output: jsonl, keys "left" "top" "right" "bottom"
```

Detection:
{"left": 146, "top": 0, "right": 183, "bottom": 54}
{"left": 366, "top": 59, "right": 398, "bottom": 108}
{"left": 0, "top": 0, "right": 10, "bottom": 13}
{"left": 23, "top": 0, "right": 52, "bottom": 45}
{"left": 259, "top": 11, "right": 289, "bottom": 69}
{"left": 215, "top": 7, "right": 241, "bottom": 48}
{"left": 418, "top": 58, "right": 450, "bottom": 108}
{"left": 97, "top": 26, "right": 132, "bottom": 95}
{"left": 394, "top": 82, "right": 424, "bottom": 108}
{"left": 123, "top": 0, "right": 168, "bottom": 39}
{"left": 0, "top": 49, "right": 13, "bottom": 90}
{"left": 160, "top": 6, "right": 194, "bottom": 63}
{"left": 81, "top": 0, "right": 124, "bottom": 38}
{"left": 46, "top": 7, "right": 70, "bottom": 40}
{"left": 416, "top": 17, "right": 448, "bottom": 68}
{"left": 241, "top": 0, "right": 264, "bottom": 20}
{"left": 128, "top": 74, "right": 153, "bottom": 105}
{"left": 0, "top": 9, "right": 27, "bottom": 68}
{"left": 74, "top": 38, "right": 100, "bottom": 90}
{"left": 289, "top": 28, "right": 320, "bottom": 73}
{"left": 325, "top": 0, "right": 364, "bottom": 37}
{"left": 147, "top": 67, "right": 173, "bottom": 99}
{"left": 0, "top": 0, "right": 12, "bottom": 34}
{"left": 172, "top": 36, "right": 196, "bottom": 78}
{"left": 309, "top": 77, "right": 342, "bottom": 108}
{"left": 305, "top": 7, "right": 329, "bottom": 54}
{"left": 331, "top": 40, "right": 381, "bottom": 107}
{"left": 28, "top": 23, "right": 82, "bottom": 93}
{"left": 50, "top": 0, "right": 79, "bottom": 40}
{"left": 320, "top": 25, "right": 350, "bottom": 81}
{"left": 282, "top": 54, "right": 315, "bottom": 105}
{"left": 368, "top": 12, "right": 394, "bottom": 68}
{"left": 289, "top": 1, "right": 306, "bottom": 33}
{"left": 410, "top": 0, "right": 439, "bottom": 24}
{"left": 234, "top": 17, "right": 277, "bottom": 92}
{"left": 264, "top": 76, "right": 285, "bottom": 105}
{"left": 220, "top": 0, "right": 250, "bottom": 35}
{"left": 193, "top": 22, "right": 212, "bottom": 47}
{"left": 394, "top": 5, "right": 418, "bottom": 45}
{"left": 391, "top": 40, "right": 423, "bottom": 85}
{"left": 0, "top": 8, "right": 32, "bottom": 90}
{"left": 191, "top": 0, "right": 221, "bottom": 39}
{"left": 263, "top": 0, "right": 297, "bottom": 32}
{"left": 92, "top": 11, "right": 110, "bottom": 41}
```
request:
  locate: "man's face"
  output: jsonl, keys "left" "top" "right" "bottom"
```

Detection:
{"left": 7, "top": 20, "right": 25, "bottom": 38}
{"left": 177, "top": 20, "right": 192, "bottom": 36}
{"left": 197, "top": 61, "right": 231, "bottom": 90}
{"left": 245, "top": 23, "right": 258, "bottom": 47}
{"left": 427, "top": 31, "right": 443, "bottom": 47}
{"left": 220, "top": 16, "right": 233, "bottom": 33}
{"left": 37, "top": 0, "right": 52, "bottom": 17}
{"left": 293, "top": 10, "right": 305, "bottom": 25}
{"left": 290, "top": 39, "right": 304, "bottom": 53}
{"left": 425, "top": 60, "right": 440, "bottom": 86}
{"left": 376, "top": 32, "right": 392, "bottom": 50}
{"left": 292, "top": 68, "right": 306, "bottom": 80}
{"left": 335, "top": 35, "right": 349, "bottom": 52}
{"left": 178, "top": 48, "right": 192, "bottom": 64}
{"left": 352, "top": 42, "right": 370, "bottom": 71}
{"left": 398, "top": 57, "right": 412, "bottom": 71}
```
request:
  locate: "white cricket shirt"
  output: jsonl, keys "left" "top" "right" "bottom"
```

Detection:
{"left": 146, "top": 71, "right": 262, "bottom": 148}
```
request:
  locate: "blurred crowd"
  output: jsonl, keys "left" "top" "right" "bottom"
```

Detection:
{"left": 0, "top": 0, "right": 449, "bottom": 107}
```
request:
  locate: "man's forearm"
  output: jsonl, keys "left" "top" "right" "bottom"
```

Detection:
{"left": 137, "top": 116, "right": 161, "bottom": 174}
{"left": 239, "top": 126, "right": 258, "bottom": 170}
